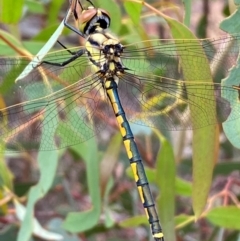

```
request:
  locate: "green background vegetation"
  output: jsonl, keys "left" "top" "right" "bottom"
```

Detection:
{"left": 1, "top": 0, "right": 240, "bottom": 241}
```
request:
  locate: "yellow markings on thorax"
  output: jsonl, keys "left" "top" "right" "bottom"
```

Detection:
{"left": 85, "top": 32, "right": 108, "bottom": 66}
{"left": 104, "top": 37, "right": 119, "bottom": 45}
{"left": 109, "top": 62, "right": 115, "bottom": 71}
{"left": 153, "top": 233, "right": 164, "bottom": 238}
{"left": 91, "top": 32, "right": 107, "bottom": 44}
{"left": 85, "top": 40, "right": 102, "bottom": 66}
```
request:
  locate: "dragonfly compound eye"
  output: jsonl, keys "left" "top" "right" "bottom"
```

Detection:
{"left": 80, "top": 8, "right": 111, "bottom": 35}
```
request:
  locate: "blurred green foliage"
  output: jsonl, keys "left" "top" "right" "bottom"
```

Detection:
{"left": 0, "top": 1, "right": 240, "bottom": 241}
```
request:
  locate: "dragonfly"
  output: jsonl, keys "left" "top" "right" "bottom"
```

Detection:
{"left": 0, "top": 0, "right": 240, "bottom": 240}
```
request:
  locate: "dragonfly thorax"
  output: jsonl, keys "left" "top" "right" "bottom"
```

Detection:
{"left": 99, "top": 60, "right": 125, "bottom": 79}
{"left": 82, "top": 4, "right": 125, "bottom": 82}
{"left": 86, "top": 30, "right": 125, "bottom": 79}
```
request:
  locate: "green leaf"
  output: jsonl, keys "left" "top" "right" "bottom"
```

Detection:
{"left": 155, "top": 130, "right": 176, "bottom": 241}
{"left": 0, "top": 0, "right": 24, "bottom": 24}
{"left": 0, "top": 225, "right": 18, "bottom": 241}
{"left": 220, "top": 8, "right": 240, "bottom": 35}
{"left": 17, "top": 150, "right": 59, "bottom": 241}
{"left": 123, "top": 2, "right": 149, "bottom": 42}
{"left": 22, "top": 41, "right": 52, "bottom": 55}
{"left": 213, "top": 162, "right": 240, "bottom": 176}
{"left": 221, "top": 59, "right": 240, "bottom": 146}
{"left": 48, "top": 0, "right": 65, "bottom": 25}
{"left": 219, "top": 5, "right": 240, "bottom": 148}
{"left": 0, "top": 155, "right": 13, "bottom": 190}
{"left": 103, "top": 179, "right": 115, "bottom": 228}
{"left": 100, "top": 133, "right": 122, "bottom": 198}
{"left": 14, "top": 199, "right": 63, "bottom": 240}
{"left": 95, "top": 0, "right": 121, "bottom": 34}
{"left": 206, "top": 206, "right": 240, "bottom": 230}
{"left": 32, "top": 24, "right": 66, "bottom": 42}
{"left": 63, "top": 131, "right": 101, "bottom": 232}
{"left": 100, "top": 134, "right": 122, "bottom": 228}
{"left": 0, "top": 60, "right": 28, "bottom": 95}
{"left": 17, "top": 104, "right": 59, "bottom": 241}
{"left": 47, "top": 218, "right": 81, "bottom": 241}
{"left": 175, "top": 177, "right": 192, "bottom": 196}
{"left": 0, "top": 147, "right": 12, "bottom": 216}
{"left": 119, "top": 215, "right": 148, "bottom": 228}
{"left": 175, "top": 214, "right": 195, "bottom": 228}
{"left": 0, "top": 188, "right": 7, "bottom": 214}
{"left": 25, "top": 0, "right": 45, "bottom": 14}
{"left": 162, "top": 14, "right": 217, "bottom": 218}
{"left": 181, "top": 0, "right": 191, "bottom": 27}
{"left": 124, "top": 1, "right": 142, "bottom": 25}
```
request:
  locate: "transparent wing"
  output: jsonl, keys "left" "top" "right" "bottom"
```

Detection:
{"left": 0, "top": 35, "right": 239, "bottom": 151}
{"left": 0, "top": 49, "right": 110, "bottom": 151}
{"left": 122, "top": 35, "right": 239, "bottom": 82}
{"left": 118, "top": 35, "right": 239, "bottom": 129}
{"left": 118, "top": 73, "right": 235, "bottom": 130}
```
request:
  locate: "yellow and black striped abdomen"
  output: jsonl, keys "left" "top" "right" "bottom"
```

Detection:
{"left": 104, "top": 78, "right": 164, "bottom": 241}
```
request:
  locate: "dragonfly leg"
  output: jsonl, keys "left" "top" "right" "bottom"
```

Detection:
{"left": 41, "top": 49, "right": 85, "bottom": 67}
{"left": 65, "top": 0, "right": 96, "bottom": 38}
{"left": 74, "top": 0, "right": 95, "bottom": 10}
{"left": 86, "top": 0, "right": 95, "bottom": 6}
{"left": 57, "top": 40, "right": 77, "bottom": 55}
{"left": 64, "top": 2, "right": 85, "bottom": 38}
{"left": 64, "top": 20, "right": 85, "bottom": 38}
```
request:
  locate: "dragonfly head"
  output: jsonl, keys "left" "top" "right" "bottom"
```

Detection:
{"left": 79, "top": 7, "right": 111, "bottom": 35}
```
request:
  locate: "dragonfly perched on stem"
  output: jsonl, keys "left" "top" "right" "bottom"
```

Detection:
{"left": 0, "top": 0, "right": 240, "bottom": 240}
